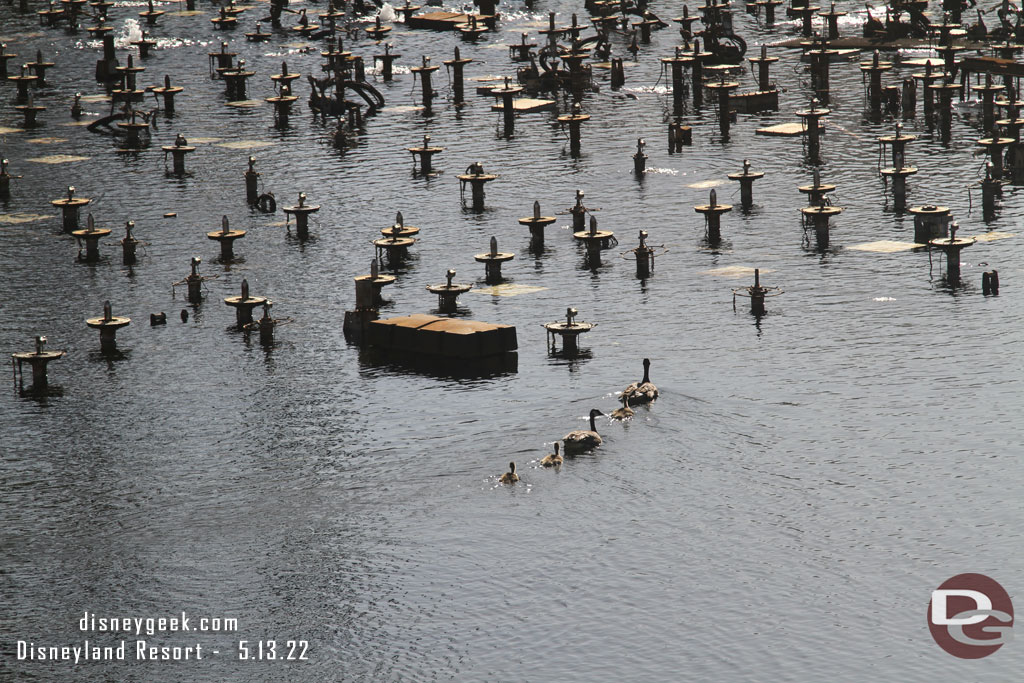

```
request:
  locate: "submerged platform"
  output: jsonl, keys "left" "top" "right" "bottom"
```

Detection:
{"left": 368, "top": 314, "right": 517, "bottom": 359}
{"left": 407, "top": 11, "right": 495, "bottom": 31}
{"left": 755, "top": 122, "right": 824, "bottom": 137}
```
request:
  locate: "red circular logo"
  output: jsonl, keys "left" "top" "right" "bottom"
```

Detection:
{"left": 927, "top": 573, "right": 1013, "bottom": 658}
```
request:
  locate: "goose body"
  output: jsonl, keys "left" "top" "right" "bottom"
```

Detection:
{"left": 623, "top": 358, "right": 658, "bottom": 405}
{"left": 563, "top": 409, "right": 604, "bottom": 454}
{"left": 540, "top": 442, "right": 562, "bottom": 467}
{"left": 610, "top": 393, "right": 634, "bottom": 420}
{"left": 499, "top": 461, "right": 519, "bottom": 484}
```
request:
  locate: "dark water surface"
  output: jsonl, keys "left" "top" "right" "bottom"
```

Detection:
{"left": 1, "top": 1, "right": 1022, "bottom": 680}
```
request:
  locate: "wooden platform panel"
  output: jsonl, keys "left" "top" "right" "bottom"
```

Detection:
{"left": 730, "top": 89, "right": 779, "bottom": 113}
{"left": 407, "top": 11, "right": 494, "bottom": 31}
{"left": 848, "top": 240, "right": 921, "bottom": 253}
{"left": 799, "top": 48, "right": 860, "bottom": 63}
{"left": 491, "top": 98, "right": 557, "bottom": 113}
{"left": 755, "top": 122, "right": 824, "bottom": 137}
{"left": 779, "top": 36, "right": 988, "bottom": 50}
{"left": 368, "top": 314, "right": 517, "bottom": 359}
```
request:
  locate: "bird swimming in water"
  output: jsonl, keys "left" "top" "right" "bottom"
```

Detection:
{"left": 499, "top": 461, "right": 519, "bottom": 484}
{"left": 563, "top": 409, "right": 604, "bottom": 454}
{"left": 610, "top": 393, "right": 634, "bottom": 420}
{"left": 540, "top": 443, "right": 562, "bottom": 467}
{"left": 622, "top": 358, "right": 658, "bottom": 405}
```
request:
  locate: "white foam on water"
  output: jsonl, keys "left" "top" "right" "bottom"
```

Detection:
{"left": 114, "top": 18, "right": 144, "bottom": 50}
{"left": 378, "top": 3, "right": 397, "bottom": 23}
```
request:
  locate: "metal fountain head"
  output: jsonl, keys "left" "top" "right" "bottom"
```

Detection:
{"left": 190, "top": 256, "right": 201, "bottom": 275}
{"left": 489, "top": 236, "right": 498, "bottom": 256}
{"left": 533, "top": 200, "right": 541, "bottom": 219}
{"left": 67, "top": 185, "right": 75, "bottom": 200}
{"left": 589, "top": 214, "right": 598, "bottom": 234}
{"left": 103, "top": 300, "right": 112, "bottom": 322}
{"left": 125, "top": 220, "right": 134, "bottom": 237}
{"left": 446, "top": 269, "right": 456, "bottom": 287}
{"left": 743, "top": 158, "right": 750, "bottom": 173}
{"left": 221, "top": 215, "right": 230, "bottom": 233}
{"left": 709, "top": 188, "right": 717, "bottom": 207}
{"left": 298, "top": 192, "right": 307, "bottom": 207}
{"left": 86, "top": 213, "right": 95, "bottom": 232}
{"left": 637, "top": 138, "right": 645, "bottom": 153}
{"left": 813, "top": 168, "right": 821, "bottom": 188}
{"left": 950, "top": 221, "right": 959, "bottom": 240}
{"left": 370, "top": 260, "right": 378, "bottom": 279}
{"left": 638, "top": 229, "right": 648, "bottom": 247}
{"left": 35, "top": 335, "right": 46, "bottom": 354}
{"left": 176, "top": 132, "right": 187, "bottom": 147}
{"left": 395, "top": 211, "right": 403, "bottom": 228}
{"left": 241, "top": 278, "right": 249, "bottom": 300}
{"left": 566, "top": 307, "right": 578, "bottom": 325}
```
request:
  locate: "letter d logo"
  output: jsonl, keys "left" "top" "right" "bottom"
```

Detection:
{"left": 931, "top": 590, "right": 992, "bottom": 625}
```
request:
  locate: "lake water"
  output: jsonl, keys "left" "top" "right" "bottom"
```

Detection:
{"left": 1, "top": 1, "right": 1021, "bottom": 680}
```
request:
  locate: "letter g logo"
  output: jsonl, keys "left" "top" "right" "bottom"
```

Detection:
{"left": 928, "top": 574, "right": 1014, "bottom": 658}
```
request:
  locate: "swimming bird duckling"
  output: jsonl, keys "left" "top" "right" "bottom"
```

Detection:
{"left": 540, "top": 443, "right": 562, "bottom": 467}
{"left": 610, "top": 393, "right": 634, "bottom": 420}
{"left": 563, "top": 409, "right": 604, "bottom": 454}
{"left": 622, "top": 357, "right": 658, "bottom": 405}
{"left": 498, "top": 461, "right": 519, "bottom": 484}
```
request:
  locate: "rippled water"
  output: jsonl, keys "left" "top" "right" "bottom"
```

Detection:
{"left": 1, "top": 1, "right": 1022, "bottom": 680}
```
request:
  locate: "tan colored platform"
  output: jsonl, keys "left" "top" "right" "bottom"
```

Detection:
{"left": 799, "top": 48, "right": 860, "bottom": 62}
{"left": 848, "top": 240, "right": 921, "bottom": 253}
{"left": 755, "top": 122, "right": 824, "bottom": 137}
{"left": 368, "top": 314, "right": 517, "bottom": 359}
{"left": 701, "top": 266, "right": 775, "bottom": 278}
{"left": 407, "top": 11, "right": 493, "bottom": 31}
{"left": 490, "top": 98, "right": 557, "bottom": 113}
